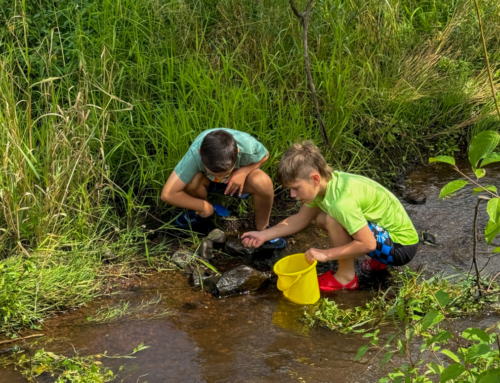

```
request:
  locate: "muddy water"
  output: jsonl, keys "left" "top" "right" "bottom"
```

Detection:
{"left": 2, "top": 161, "right": 500, "bottom": 383}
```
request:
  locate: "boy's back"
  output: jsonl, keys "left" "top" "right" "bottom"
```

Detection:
{"left": 174, "top": 128, "right": 268, "bottom": 184}
{"left": 307, "top": 172, "right": 418, "bottom": 245}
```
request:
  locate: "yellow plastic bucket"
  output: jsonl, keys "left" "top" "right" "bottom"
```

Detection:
{"left": 273, "top": 253, "right": 320, "bottom": 305}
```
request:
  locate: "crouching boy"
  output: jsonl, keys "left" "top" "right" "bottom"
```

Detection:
{"left": 161, "top": 128, "right": 286, "bottom": 250}
{"left": 242, "top": 141, "right": 418, "bottom": 291}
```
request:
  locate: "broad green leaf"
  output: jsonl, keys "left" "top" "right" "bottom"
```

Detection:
{"left": 481, "top": 152, "right": 500, "bottom": 167}
{"left": 440, "top": 363, "right": 466, "bottom": 382}
{"left": 441, "top": 349, "right": 460, "bottom": 363}
{"left": 427, "top": 330, "right": 452, "bottom": 346}
{"left": 469, "top": 131, "right": 500, "bottom": 168}
{"left": 475, "top": 168, "right": 486, "bottom": 179}
{"left": 422, "top": 310, "right": 443, "bottom": 331}
{"left": 380, "top": 351, "right": 395, "bottom": 368}
{"left": 462, "top": 328, "right": 490, "bottom": 342}
{"left": 473, "top": 185, "right": 498, "bottom": 195}
{"left": 427, "top": 362, "right": 443, "bottom": 375}
{"left": 429, "top": 156, "right": 455, "bottom": 166}
{"left": 485, "top": 198, "right": 500, "bottom": 244}
{"left": 477, "top": 368, "right": 500, "bottom": 383}
{"left": 439, "top": 180, "right": 468, "bottom": 199}
{"left": 355, "top": 345, "right": 369, "bottom": 361}
{"left": 435, "top": 290, "right": 450, "bottom": 307}
{"left": 465, "top": 343, "right": 490, "bottom": 361}
{"left": 494, "top": 247, "right": 500, "bottom": 253}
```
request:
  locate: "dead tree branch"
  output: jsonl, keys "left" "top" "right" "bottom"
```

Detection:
{"left": 289, "top": 0, "right": 332, "bottom": 147}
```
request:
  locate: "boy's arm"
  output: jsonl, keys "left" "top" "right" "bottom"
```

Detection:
{"left": 242, "top": 204, "right": 320, "bottom": 247}
{"left": 305, "top": 224, "right": 376, "bottom": 263}
{"left": 225, "top": 152, "right": 269, "bottom": 196}
{"left": 160, "top": 171, "right": 213, "bottom": 217}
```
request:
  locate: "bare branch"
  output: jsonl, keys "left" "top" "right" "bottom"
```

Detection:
{"left": 289, "top": 0, "right": 332, "bottom": 147}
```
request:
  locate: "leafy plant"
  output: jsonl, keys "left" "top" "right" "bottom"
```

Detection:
{"left": 304, "top": 268, "right": 499, "bottom": 334}
{"left": 356, "top": 290, "right": 500, "bottom": 383}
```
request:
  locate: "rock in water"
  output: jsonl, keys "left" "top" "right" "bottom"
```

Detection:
{"left": 207, "top": 229, "right": 227, "bottom": 244}
{"left": 225, "top": 238, "right": 255, "bottom": 257}
{"left": 422, "top": 232, "right": 437, "bottom": 246}
{"left": 200, "top": 240, "right": 213, "bottom": 260}
{"left": 216, "top": 265, "right": 270, "bottom": 297}
{"left": 171, "top": 250, "right": 194, "bottom": 268}
{"left": 405, "top": 190, "right": 426, "bottom": 205}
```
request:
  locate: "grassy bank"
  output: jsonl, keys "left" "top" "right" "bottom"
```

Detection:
{"left": 1, "top": 0, "right": 500, "bottom": 333}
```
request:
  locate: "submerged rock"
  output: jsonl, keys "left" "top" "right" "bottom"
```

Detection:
{"left": 215, "top": 265, "right": 271, "bottom": 297}
{"left": 171, "top": 250, "right": 194, "bottom": 268}
{"left": 422, "top": 232, "right": 437, "bottom": 246}
{"left": 405, "top": 190, "right": 426, "bottom": 205}
{"left": 225, "top": 238, "right": 255, "bottom": 257}
{"left": 207, "top": 229, "right": 226, "bottom": 244}
{"left": 200, "top": 240, "right": 213, "bottom": 260}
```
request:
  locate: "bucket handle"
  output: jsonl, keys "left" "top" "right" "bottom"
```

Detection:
{"left": 277, "top": 274, "right": 302, "bottom": 291}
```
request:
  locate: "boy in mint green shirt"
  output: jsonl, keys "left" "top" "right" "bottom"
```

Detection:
{"left": 242, "top": 141, "right": 418, "bottom": 291}
{"left": 161, "top": 128, "right": 286, "bottom": 249}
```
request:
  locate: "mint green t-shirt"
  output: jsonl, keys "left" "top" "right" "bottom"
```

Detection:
{"left": 174, "top": 128, "right": 268, "bottom": 184}
{"left": 306, "top": 172, "right": 418, "bottom": 245}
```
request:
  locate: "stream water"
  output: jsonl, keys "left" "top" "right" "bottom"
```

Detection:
{"left": 2, "top": 161, "right": 500, "bottom": 383}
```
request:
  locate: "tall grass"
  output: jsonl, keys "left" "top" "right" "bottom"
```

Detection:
{"left": 0, "top": 0, "right": 499, "bottom": 331}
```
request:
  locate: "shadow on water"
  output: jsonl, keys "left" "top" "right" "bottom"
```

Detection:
{"left": 3, "top": 161, "right": 500, "bottom": 382}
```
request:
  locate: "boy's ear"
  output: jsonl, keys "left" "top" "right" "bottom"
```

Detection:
{"left": 311, "top": 173, "right": 321, "bottom": 186}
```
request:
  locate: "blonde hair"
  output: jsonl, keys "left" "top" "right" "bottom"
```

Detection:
{"left": 276, "top": 141, "right": 333, "bottom": 186}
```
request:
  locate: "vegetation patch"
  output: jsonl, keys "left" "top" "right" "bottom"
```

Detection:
{"left": 2, "top": 344, "right": 148, "bottom": 382}
{"left": 304, "top": 268, "right": 500, "bottom": 334}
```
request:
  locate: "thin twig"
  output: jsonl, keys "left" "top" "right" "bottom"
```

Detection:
{"left": 473, "top": 197, "right": 484, "bottom": 296}
{"left": 0, "top": 334, "right": 44, "bottom": 345}
{"left": 289, "top": 0, "right": 332, "bottom": 147}
{"left": 471, "top": 0, "right": 500, "bottom": 120}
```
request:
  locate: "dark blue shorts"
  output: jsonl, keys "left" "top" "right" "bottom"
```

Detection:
{"left": 207, "top": 181, "right": 251, "bottom": 200}
{"left": 367, "top": 222, "right": 418, "bottom": 266}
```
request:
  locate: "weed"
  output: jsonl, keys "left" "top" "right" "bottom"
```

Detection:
{"left": 305, "top": 268, "right": 499, "bottom": 334}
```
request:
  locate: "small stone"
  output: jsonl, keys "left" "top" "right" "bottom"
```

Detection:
{"left": 203, "top": 275, "right": 221, "bottom": 295}
{"left": 171, "top": 250, "right": 194, "bottom": 268}
{"left": 207, "top": 229, "right": 226, "bottom": 244}
{"left": 405, "top": 191, "right": 426, "bottom": 205}
{"left": 225, "top": 238, "right": 255, "bottom": 257}
{"left": 215, "top": 265, "right": 271, "bottom": 297}
{"left": 422, "top": 232, "right": 437, "bottom": 246}
{"left": 200, "top": 240, "right": 213, "bottom": 260}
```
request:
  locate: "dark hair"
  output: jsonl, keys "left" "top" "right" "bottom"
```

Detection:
{"left": 200, "top": 130, "right": 238, "bottom": 173}
{"left": 277, "top": 141, "right": 332, "bottom": 186}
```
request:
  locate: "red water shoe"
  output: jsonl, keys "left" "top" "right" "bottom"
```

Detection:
{"left": 360, "top": 258, "right": 388, "bottom": 272}
{"left": 318, "top": 270, "right": 359, "bottom": 292}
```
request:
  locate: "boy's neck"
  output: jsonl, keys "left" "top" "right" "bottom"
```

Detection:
{"left": 317, "top": 177, "right": 330, "bottom": 196}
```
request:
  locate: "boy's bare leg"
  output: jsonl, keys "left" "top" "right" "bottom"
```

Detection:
{"left": 242, "top": 169, "right": 274, "bottom": 231}
{"left": 316, "top": 212, "right": 360, "bottom": 285}
{"left": 184, "top": 172, "right": 210, "bottom": 200}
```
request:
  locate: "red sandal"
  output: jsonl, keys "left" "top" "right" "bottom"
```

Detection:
{"left": 318, "top": 270, "right": 359, "bottom": 292}
{"left": 359, "top": 258, "right": 388, "bottom": 272}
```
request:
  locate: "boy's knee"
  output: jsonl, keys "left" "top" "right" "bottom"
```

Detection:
{"left": 247, "top": 169, "right": 273, "bottom": 194}
{"left": 316, "top": 212, "right": 327, "bottom": 230}
{"left": 185, "top": 172, "right": 209, "bottom": 194}
{"left": 323, "top": 214, "right": 343, "bottom": 230}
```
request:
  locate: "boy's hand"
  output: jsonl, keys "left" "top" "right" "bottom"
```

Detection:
{"left": 196, "top": 201, "right": 214, "bottom": 218}
{"left": 225, "top": 168, "right": 248, "bottom": 197}
{"left": 241, "top": 231, "right": 267, "bottom": 248}
{"left": 305, "top": 248, "right": 330, "bottom": 264}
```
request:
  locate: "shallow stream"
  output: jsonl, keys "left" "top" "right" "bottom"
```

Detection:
{"left": 2, "top": 161, "right": 500, "bottom": 383}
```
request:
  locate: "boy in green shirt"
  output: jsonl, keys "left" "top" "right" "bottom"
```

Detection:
{"left": 242, "top": 141, "right": 418, "bottom": 291}
{"left": 161, "top": 128, "right": 286, "bottom": 250}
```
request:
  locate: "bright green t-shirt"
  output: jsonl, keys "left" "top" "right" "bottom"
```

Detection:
{"left": 174, "top": 128, "right": 268, "bottom": 184}
{"left": 306, "top": 172, "right": 418, "bottom": 245}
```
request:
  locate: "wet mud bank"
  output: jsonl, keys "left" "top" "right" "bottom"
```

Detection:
{"left": 2, "top": 161, "right": 500, "bottom": 382}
